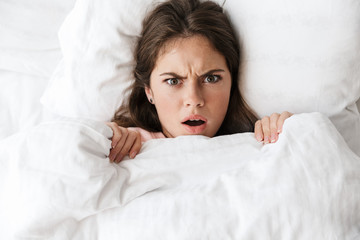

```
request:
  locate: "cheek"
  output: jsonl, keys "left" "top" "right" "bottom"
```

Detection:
{"left": 153, "top": 90, "right": 178, "bottom": 116}
{"left": 207, "top": 86, "right": 231, "bottom": 120}
{"left": 213, "top": 91, "right": 230, "bottom": 112}
{"left": 210, "top": 82, "right": 231, "bottom": 104}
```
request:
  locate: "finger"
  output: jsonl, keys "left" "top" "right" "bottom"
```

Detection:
{"left": 277, "top": 111, "right": 293, "bottom": 133}
{"left": 129, "top": 131, "right": 141, "bottom": 159}
{"left": 254, "top": 120, "right": 263, "bottom": 142}
{"left": 114, "top": 130, "right": 137, "bottom": 163}
{"left": 110, "top": 127, "right": 129, "bottom": 162}
{"left": 270, "top": 113, "right": 280, "bottom": 143}
{"left": 261, "top": 116, "right": 271, "bottom": 144}
{"left": 106, "top": 122, "right": 121, "bottom": 148}
{"left": 106, "top": 122, "right": 121, "bottom": 162}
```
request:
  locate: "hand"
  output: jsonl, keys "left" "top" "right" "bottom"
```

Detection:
{"left": 254, "top": 111, "right": 293, "bottom": 144}
{"left": 106, "top": 122, "right": 141, "bottom": 163}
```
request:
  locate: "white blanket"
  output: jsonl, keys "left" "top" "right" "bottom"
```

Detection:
{"left": 0, "top": 113, "right": 359, "bottom": 239}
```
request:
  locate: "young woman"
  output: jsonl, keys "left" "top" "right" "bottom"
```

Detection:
{"left": 107, "top": 0, "right": 292, "bottom": 163}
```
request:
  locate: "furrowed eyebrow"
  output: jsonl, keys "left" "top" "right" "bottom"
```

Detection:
{"left": 159, "top": 69, "right": 225, "bottom": 78}
{"left": 159, "top": 72, "right": 186, "bottom": 79}
{"left": 200, "top": 69, "right": 225, "bottom": 77}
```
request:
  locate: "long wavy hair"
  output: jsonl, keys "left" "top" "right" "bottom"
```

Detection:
{"left": 113, "top": 0, "right": 258, "bottom": 135}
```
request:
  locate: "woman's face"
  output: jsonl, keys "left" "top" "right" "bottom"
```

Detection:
{"left": 145, "top": 35, "right": 231, "bottom": 138}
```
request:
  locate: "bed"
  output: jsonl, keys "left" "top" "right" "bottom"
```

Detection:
{"left": 0, "top": 0, "right": 359, "bottom": 239}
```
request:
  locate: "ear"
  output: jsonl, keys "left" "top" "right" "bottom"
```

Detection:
{"left": 145, "top": 86, "right": 154, "bottom": 104}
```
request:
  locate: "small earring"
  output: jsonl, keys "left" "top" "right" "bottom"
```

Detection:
{"left": 149, "top": 98, "right": 153, "bottom": 103}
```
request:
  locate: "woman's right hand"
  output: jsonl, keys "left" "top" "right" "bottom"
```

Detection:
{"left": 106, "top": 122, "right": 142, "bottom": 163}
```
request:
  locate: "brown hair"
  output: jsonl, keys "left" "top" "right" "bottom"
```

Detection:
{"left": 113, "top": 0, "right": 258, "bottom": 135}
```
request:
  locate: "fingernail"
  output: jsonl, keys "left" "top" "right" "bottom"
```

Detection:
{"left": 277, "top": 129, "right": 281, "bottom": 134}
{"left": 271, "top": 134, "right": 276, "bottom": 143}
{"left": 256, "top": 135, "right": 262, "bottom": 142}
{"left": 264, "top": 136, "right": 269, "bottom": 144}
{"left": 130, "top": 151, "right": 137, "bottom": 159}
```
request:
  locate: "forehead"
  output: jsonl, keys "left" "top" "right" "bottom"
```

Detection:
{"left": 154, "top": 35, "right": 227, "bottom": 71}
{"left": 160, "top": 35, "right": 215, "bottom": 55}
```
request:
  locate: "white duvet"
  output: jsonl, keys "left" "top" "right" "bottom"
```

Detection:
{"left": 0, "top": 113, "right": 359, "bottom": 239}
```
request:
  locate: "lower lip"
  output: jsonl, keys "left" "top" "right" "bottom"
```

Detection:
{"left": 182, "top": 122, "right": 207, "bottom": 134}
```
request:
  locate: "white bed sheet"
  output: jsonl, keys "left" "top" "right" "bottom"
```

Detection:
{"left": 0, "top": 113, "right": 359, "bottom": 239}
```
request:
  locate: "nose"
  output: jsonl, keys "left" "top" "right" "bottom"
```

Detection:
{"left": 183, "top": 82, "right": 204, "bottom": 108}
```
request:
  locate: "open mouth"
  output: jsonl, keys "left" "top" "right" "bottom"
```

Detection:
{"left": 182, "top": 119, "right": 206, "bottom": 126}
{"left": 181, "top": 115, "right": 207, "bottom": 134}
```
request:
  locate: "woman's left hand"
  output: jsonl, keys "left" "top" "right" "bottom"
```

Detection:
{"left": 254, "top": 111, "right": 293, "bottom": 144}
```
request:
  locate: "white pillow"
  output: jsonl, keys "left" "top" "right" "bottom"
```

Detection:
{"left": 41, "top": 0, "right": 360, "bottom": 155}
{"left": 0, "top": 0, "right": 75, "bottom": 139}
{"left": 0, "top": 0, "right": 74, "bottom": 77}
{"left": 223, "top": 0, "right": 360, "bottom": 155}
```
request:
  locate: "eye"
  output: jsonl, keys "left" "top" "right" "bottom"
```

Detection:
{"left": 204, "top": 75, "right": 221, "bottom": 83}
{"left": 166, "top": 78, "right": 180, "bottom": 86}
